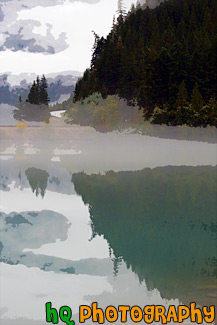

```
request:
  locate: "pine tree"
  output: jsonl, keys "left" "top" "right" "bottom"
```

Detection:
{"left": 39, "top": 75, "right": 50, "bottom": 105}
{"left": 90, "top": 31, "right": 105, "bottom": 73}
{"left": 191, "top": 83, "right": 204, "bottom": 112}
{"left": 36, "top": 76, "right": 40, "bottom": 104}
{"left": 188, "top": 83, "right": 205, "bottom": 126}
{"left": 111, "top": 15, "right": 118, "bottom": 42}
{"left": 26, "top": 81, "right": 39, "bottom": 104}
{"left": 117, "top": 0, "right": 126, "bottom": 23}
{"left": 18, "top": 93, "right": 22, "bottom": 103}
{"left": 26, "top": 75, "right": 49, "bottom": 105}
{"left": 130, "top": 3, "right": 136, "bottom": 14}
{"left": 175, "top": 80, "right": 188, "bottom": 124}
{"left": 136, "top": 0, "right": 141, "bottom": 10}
{"left": 176, "top": 81, "right": 188, "bottom": 106}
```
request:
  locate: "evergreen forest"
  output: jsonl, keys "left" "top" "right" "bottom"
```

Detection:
{"left": 73, "top": 0, "right": 217, "bottom": 127}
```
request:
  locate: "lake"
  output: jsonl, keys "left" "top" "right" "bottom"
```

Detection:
{"left": 0, "top": 119, "right": 216, "bottom": 324}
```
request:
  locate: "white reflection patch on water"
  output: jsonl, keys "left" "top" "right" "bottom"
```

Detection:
{"left": 0, "top": 262, "right": 184, "bottom": 324}
{"left": 0, "top": 185, "right": 110, "bottom": 261}
{"left": 0, "top": 263, "right": 112, "bottom": 320}
{"left": 0, "top": 205, "right": 7, "bottom": 211}
{"left": 24, "top": 145, "right": 40, "bottom": 155}
{"left": 53, "top": 147, "right": 82, "bottom": 155}
{"left": 0, "top": 156, "right": 13, "bottom": 160}
{"left": 0, "top": 145, "right": 16, "bottom": 155}
{"left": 51, "top": 156, "right": 61, "bottom": 162}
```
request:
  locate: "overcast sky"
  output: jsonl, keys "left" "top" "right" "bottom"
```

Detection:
{"left": 0, "top": 0, "right": 137, "bottom": 75}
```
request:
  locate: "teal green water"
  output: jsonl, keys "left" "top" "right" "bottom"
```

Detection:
{"left": 73, "top": 166, "right": 217, "bottom": 308}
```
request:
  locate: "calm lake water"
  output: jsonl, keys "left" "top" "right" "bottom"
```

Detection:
{"left": 0, "top": 122, "right": 216, "bottom": 324}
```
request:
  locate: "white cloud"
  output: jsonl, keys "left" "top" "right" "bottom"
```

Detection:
{"left": 0, "top": 0, "right": 137, "bottom": 74}
{"left": 0, "top": 1, "right": 69, "bottom": 54}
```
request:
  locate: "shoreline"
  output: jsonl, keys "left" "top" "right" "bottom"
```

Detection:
{"left": 0, "top": 123, "right": 216, "bottom": 144}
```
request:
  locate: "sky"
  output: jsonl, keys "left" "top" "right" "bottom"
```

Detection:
{"left": 0, "top": 0, "right": 138, "bottom": 75}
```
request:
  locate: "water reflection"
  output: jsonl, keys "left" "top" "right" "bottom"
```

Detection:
{"left": 0, "top": 197, "right": 113, "bottom": 276}
{"left": 25, "top": 168, "right": 49, "bottom": 198}
{"left": 13, "top": 105, "right": 50, "bottom": 123}
{"left": 0, "top": 128, "right": 216, "bottom": 324}
{"left": 72, "top": 166, "right": 217, "bottom": 308}
{"left": 0, "top": 210, "right": 72, "bottom": 272}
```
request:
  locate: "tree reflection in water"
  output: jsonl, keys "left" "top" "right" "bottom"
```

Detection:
{"left": 72, "top": 166, "right": 217, "bottom": 308}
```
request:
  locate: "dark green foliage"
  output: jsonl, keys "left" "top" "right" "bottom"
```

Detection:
{"left": 191, "top": 83, "right": 204, "bottom": 111}
{"left": 74, "top": 0, "right": 217, "bottom": 127}
{"left": 39, "top": 75, "right": 50, "bottom": 105}
{"left": 174, "top": 80, "right": 188, "bottom": 124}
{"left": 13, "top": 104, "right": 50, "bottom": 122}
{"left": 26, "top": 75, "right": 50, "bottom": 106}
{"left": 116, "top": 0, "right": 127, "bottom": 23}
{"left": 25, "top": 167, "right": 49, "bottom": 198}
{"left": 27, "top": 81, "right": 39, "bottom": 105}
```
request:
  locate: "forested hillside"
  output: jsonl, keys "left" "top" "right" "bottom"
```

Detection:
{"left": 74, "top": 0, "right": 217, "bottom": 127}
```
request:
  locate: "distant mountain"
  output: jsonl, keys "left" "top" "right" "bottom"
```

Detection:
{"left": 0, "top": 71, "right": 82, "bottom": 106}
{"left": 139, "top": 0, "right": 164, "bottom": 9}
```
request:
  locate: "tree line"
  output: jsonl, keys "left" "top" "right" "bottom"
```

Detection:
{"left": 26, "top": 75, "right": 49, "bottom": 106}
{"left": 74, "top": 0, "right": 217, "bottom": 127}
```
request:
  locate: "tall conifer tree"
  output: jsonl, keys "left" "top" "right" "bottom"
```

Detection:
{"left": 26, "top": 75, "right": 49, "bottom": 106}
{"left": 39, "top": 75, "right": 50, "bottom": 105}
